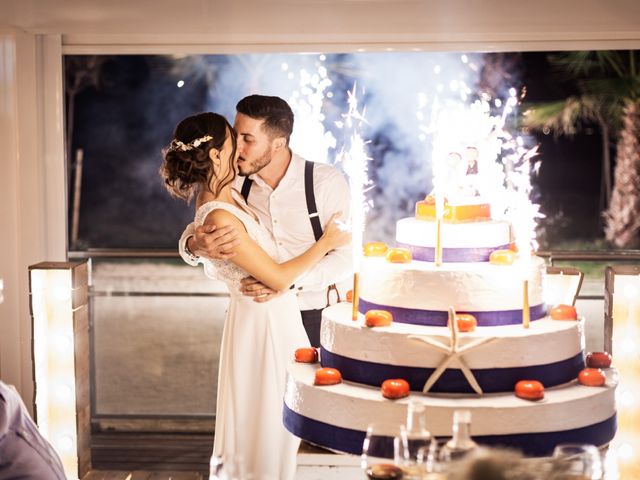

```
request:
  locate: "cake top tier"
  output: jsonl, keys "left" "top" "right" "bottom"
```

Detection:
{"left": 416, "top": 194, "right": 492, "bottom": 223}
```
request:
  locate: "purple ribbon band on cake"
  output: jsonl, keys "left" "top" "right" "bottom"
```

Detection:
{"left": 320, "top": 347, "right": 585, "bottom": 394}
{"left": 396, "top": 242, "right": 511, "bottom": 263}
{"left": 283, "top": 404, "right": 617, "bottom": 458}
{"left": 358, "top": 298, "right": 546, "bottom": 327}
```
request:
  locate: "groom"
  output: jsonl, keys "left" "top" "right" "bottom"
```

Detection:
{"left": 179, "top": 94, "right": 352, "bottom": 347}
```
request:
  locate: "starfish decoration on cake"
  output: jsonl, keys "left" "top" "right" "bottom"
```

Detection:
{"left": 408, "top": 307, "right": 497, "bottom": 395}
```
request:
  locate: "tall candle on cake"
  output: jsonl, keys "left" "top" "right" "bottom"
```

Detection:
{"left": 432, "top": 152, "right": 451, "bottom": 267}
{"left": 511, "top": 177, "right": 537, "bottom": 329}
{"left": 434, "top": 190, "right": 444, "bottom": 266}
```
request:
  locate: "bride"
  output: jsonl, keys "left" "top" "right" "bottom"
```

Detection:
{"left": 160, "top": 112, "right": 350, "bottom": 480}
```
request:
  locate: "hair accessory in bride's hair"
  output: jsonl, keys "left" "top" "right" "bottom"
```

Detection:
{"left": 170, "top": 134, "right": 213, "bottom": 152}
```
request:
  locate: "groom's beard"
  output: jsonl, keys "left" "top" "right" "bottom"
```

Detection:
{"left": 238, "top": 147, "right": 273, "bottom": 176}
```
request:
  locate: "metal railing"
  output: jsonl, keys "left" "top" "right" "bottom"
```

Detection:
{"left": 78, "top": 249, "right": 227, "bottom": 432}
{"left": 536, "top": 249, "right": 640, "bottom": 264}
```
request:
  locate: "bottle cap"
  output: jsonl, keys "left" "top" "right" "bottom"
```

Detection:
{"left": 408, "top": 399, "right": 426, "bottom": 414}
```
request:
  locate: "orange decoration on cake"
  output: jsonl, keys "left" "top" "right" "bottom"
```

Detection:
{"left": 578, "top": 368, "right": 606, "bottom": 387}
{"left": 381, "top": 379, "right": 410, "bottom": 399}
{"left": 586, "top": 352, "right": 612, "bottom": 369}
{"left": 450, "top": 313, "right": 477, "bottom": 332}
{"left": 294, "top": 347, "right": 319, "bottom": 364}
{"left": 314, "top": 368, "right": 342, "bottom": 386}
{"left": 550, "top": 304, "right": 578, "bottom": 320}
{"left": 346, "top": 289, "right": 353, "bottom": 303}
{"left": 415, "top": 194, "right": 491, "bottom": 223}
{"left": 385, "top": 247, "right": 412, "bottom": 263}
{"left": 508, "top": 242, "right": 519, "bottom": 253}
{"left": 489, "top": 249, "right": 516, "bottom": 265}
{"left": 364, "top": 242, "right": 388, "bottom": 257}
{"left": 365, "top": 310, "right": 393, "bottom": 327}
{"left": 514, "top": 380, "right": 545, "bottom": 401}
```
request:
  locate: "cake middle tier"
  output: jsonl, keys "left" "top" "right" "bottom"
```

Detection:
{"left": 359, "top": 255, "right": 546, "bottom": 326}
{"left": 322, "top": 302, "right": 585, "bottom": 394}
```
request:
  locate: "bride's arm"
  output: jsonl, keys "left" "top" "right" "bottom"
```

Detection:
{"left": 204, "top": 209, "right": 349, "bottom": 292}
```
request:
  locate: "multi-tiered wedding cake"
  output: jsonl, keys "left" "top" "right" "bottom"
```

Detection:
{"left": 284, "top": 195, "right": 617, "bottom": 457}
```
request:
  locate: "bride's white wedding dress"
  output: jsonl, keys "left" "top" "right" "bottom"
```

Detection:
{"left": 195, "top": 195, "right": 309, "bottom": 480}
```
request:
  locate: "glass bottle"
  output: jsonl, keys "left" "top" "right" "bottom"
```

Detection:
{"left": 439, "top": 409, "right": 478, "bottom": 462}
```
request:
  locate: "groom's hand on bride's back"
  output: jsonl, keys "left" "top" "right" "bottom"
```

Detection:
{"left": 190, "top": 224, "right": 241, "bottom": 260}
{"left": 240, "top": 276, "right": 280, "bottom": 303}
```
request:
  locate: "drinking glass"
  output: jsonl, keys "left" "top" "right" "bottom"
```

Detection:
{"left": 552, "top": 443, "right": 603, "bottom": 480}
{"left": 416, "top": 438, "right": 450, "bottom": 479}
{"left": 396, "top": 424, "right": 433, "bottom": 479}
{"left": 362, "top": 422, "right": 404, "bottom": 479}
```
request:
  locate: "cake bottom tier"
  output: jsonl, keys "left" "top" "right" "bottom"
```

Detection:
{"left": 284, "top": 363, "right": 617, "bottom": 457}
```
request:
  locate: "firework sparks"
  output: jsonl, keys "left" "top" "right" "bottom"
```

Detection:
{"left": 335, "top": 83, "right": 372, "bottom": 319}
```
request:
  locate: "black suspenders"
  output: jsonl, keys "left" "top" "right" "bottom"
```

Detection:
{"left": 240, "top": 175, "right": 253, "bottom": 203}
{"left": 240, "top": 160, "right": 323, "bottom": 240}
{"left": 304, "top": 160, "right": 324, "bottom": 241}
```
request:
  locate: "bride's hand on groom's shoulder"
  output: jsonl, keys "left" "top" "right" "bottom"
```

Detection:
{"left": 240, "top": 276, "right": 281, "bottom": 303}
{"left": 193, "top": 224, "right": 241, "bottom": 260}
{"left": 321, "top": 212, "right": 351, "bottom": 251}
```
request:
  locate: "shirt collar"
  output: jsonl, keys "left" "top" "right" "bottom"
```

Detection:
{"left": 249, "top": 151, "right": 304, "bottom": 192}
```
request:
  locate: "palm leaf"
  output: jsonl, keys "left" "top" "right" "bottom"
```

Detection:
{"left": 521, "top": 97, "right": 600, "bottom": 137}
{"left": 550, "top": 51, "right": 627, "bottom": 78}
{"left": 579, "top": 76, "right": 640, "bottom": 100}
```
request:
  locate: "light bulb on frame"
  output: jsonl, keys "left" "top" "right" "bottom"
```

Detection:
{"left": 56, "top": 384, "right": 74, "bottom": 401}
{"left": 619, "top": 337, "right": 637, "bottom": 355}
{"left": 52, "top": 285, "right": 71, "bottom": 302}
{"left": 57, "top": 434, "right": 75, "bottom": 452}
{"left": 623, "top": 284, "right": 638, "bottom": 299}
{"left": 617, "top": 443, "right": 634, "bottom": 462}
{"left": 619, "top": 390, "right": 636, "bottom": 407}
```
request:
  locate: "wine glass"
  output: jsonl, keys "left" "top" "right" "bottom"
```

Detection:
{"left": 552, "top": 443, "right": 603, "bottom": 480}
{"left": 362, "top": 422, "right": 404, "bottom": 479}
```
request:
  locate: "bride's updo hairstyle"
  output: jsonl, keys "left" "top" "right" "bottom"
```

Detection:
{"left": 161, "top": 112, "right": 237, "bottom": 201}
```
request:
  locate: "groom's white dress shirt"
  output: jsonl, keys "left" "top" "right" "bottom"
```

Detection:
{"left": 179, "top": 152, "right": 353, "bottom": 311}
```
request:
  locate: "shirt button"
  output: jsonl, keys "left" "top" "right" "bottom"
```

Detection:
{"left": 278, "top": 242, "right": 283, "bottom": 246}
{"left": 274, "top": 219, "right": 278, "bottom": 224}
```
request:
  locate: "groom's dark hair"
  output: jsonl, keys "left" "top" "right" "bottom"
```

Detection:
{"left": 236, "top": 95, "right": 294, "bottom": 145}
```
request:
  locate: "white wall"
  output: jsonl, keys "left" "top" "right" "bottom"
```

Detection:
{"left": 0, "top": 29, "right": 65, "bottom": 409}
{"left": 2, "top": 0, "right": 640, "bottom": 52}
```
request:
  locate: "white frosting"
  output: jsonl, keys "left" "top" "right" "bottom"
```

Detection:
{"left": 285, "top": 362, "right": 618, "bottom": 437}
{"left": 322, "top": 303, "right": 584, "bottom": 369}
{"left": 360, "top": 256, "right": 545, "bottom": 312}
{"left": 396, "top": 217, "right": 511, "bottom": 248}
